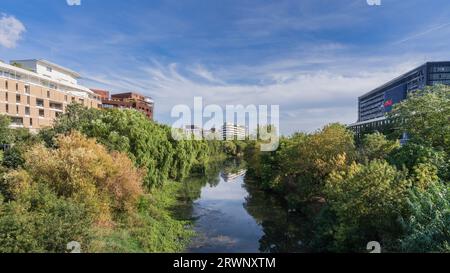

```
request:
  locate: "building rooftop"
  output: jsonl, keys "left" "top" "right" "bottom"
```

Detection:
{"left": 359, "top": 61, "right": 450, "bottom": 100}
{"left": 0, "top": 60, "right": 94, "bottom": 96}
{"left": 10, "top": 59, "right": 81, "bottom": 79}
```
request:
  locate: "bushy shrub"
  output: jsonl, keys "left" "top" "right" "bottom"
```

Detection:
{"left": 0, "top": 184, "right": 93, "bottom": 253}
{"left": 22, "top": 132, "right": 144, "bottom": 224}
{"left": 400, "top": 183, "right": 450, "bottom": 253}
{"left": 322, "top": 160, "right": 409, "bottom": 251}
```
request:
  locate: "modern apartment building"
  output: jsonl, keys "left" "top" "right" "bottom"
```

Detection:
{"left": 0, "top": 59, "right": 101, "bottom": 132}
{"left": 349, "top": 61, "right": 450, "bottom": 136}
{"left": 93, "top": 91, "right": 154, "bottom": 120}
{"left": 221, "top": 123, "right": 247, "bottom": 140}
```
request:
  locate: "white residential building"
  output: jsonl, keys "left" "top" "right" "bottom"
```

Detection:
{"left": 221, "top": 123, "right": 247, "bottom": 140}
{"left": 0, "top": 59, "right": 101, "bottom": 131}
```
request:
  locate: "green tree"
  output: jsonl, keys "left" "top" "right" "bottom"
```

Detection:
{"left": 399, "top": 182, "right": 450, "bottom": 252}
{"left": 323, "top": 160, "right": 410, "bottom": 251}
{"left": 0, "top": 184, "right": 93, "bottom": 253}
{"left": 388, "top": 142, "right": 449, "bottom": 182}
{"left": 388, "top": 85, "right": 450, "bottom": 153}
{"left": 45, "top": 104, "right": 221, "bottom": 189}
{"left": 360, "top": 132, "right": 400, "bottom": 161}
{"left": 0, "top": 115, "right": 13, "bottom": 145}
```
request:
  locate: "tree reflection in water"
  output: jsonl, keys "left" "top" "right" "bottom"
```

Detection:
{"left": 243, "top": 178, "right": 312, "bottom": 253}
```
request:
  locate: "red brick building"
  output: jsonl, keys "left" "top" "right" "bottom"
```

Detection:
{"left": 91, "top": 90, "right": 154, "bottom": 120}
{"left": 90, "top": 89, "right": 110, "bottom": 100}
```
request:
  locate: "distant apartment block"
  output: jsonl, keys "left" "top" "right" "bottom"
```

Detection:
{"left": 92, "top": 91, "right": 154, "bottom": 120}
{"left": 349, "top": 61, "right": 450, "bottom": 136}
{"left": 221, "top": 123, "right": 247, "bottom": 140}
{"left": 0, "top": 59, "right": 101, "bottom": 131}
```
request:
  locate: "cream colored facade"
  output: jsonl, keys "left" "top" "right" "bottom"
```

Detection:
{"left": 0, "top": 60, "right": 101, "bottom": 132}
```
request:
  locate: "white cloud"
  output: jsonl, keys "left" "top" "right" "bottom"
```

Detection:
{"left": 189, "top": 64, "right": 225, "bottom": 84}
{"left": 0, "top": 14, "right": 26, "bottom": 48}
{"left": 81, "top": 57, "right": 414, "bottom": 135}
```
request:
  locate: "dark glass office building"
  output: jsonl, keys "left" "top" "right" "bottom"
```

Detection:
{"left": 350, "top": 61, "right": 450, "bottom": 136}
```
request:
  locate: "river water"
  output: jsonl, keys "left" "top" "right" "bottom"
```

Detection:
{"left": 176, "top": 160, "right": 309, "bottom": 253}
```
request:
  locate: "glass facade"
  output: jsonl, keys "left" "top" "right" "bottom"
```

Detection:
{"left": 358, "top": 62, "right": 450, "bottom": 122}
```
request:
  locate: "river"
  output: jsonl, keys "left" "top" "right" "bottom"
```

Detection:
{"left": 175, "top": 159, "right": 310, "bottom": 253}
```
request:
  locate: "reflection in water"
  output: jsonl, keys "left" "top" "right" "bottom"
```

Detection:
{"left": 221, "top": 169, "right": 247, "bottom": 182}
{"left": 243, "top": 179, "right": 310, "bottom": 253}
{"left": 176, "top": 159, "right": 310, "bottom": 253}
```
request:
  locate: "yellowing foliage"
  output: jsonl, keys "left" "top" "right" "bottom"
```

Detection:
{"left": 22, "top": 132, "right": 144, "bottom": 225}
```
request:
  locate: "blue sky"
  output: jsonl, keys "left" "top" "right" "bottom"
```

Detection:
{"left": 1, "top": 0, "right": 450, "bottom": 134}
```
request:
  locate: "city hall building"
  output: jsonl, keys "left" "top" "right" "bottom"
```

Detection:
{"left": 0, "top": 59, "right": 101, "bottom": 132}
{"left": 349, "top": 61, "right": 450, "bottom": 137}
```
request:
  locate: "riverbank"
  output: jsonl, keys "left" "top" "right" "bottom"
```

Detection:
{"left": 90, "top": 181, "right": 194, "bottom": 253}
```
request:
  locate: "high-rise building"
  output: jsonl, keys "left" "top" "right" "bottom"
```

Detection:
{"left": 0, "top": 59, "right": 101, "bottom": 132}
{"left": 221, "top": 123, "right": 247, "bottom": 140}
{"left": 349, "top": 61, "right": 450, "bottom": 137}
{"left": 93, "top": 91, "right": 154, "bottom": 120}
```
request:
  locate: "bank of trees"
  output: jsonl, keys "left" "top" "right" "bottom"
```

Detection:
{"left": 0, "top": 106, "right": 223, "bottom": 253}
{"left": 245, "top": 85, "right": 450, "bottom": 252}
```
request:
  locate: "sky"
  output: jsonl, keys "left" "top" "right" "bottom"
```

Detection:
{"left": 1, "top": 0, "right": 450, "bottom": 135}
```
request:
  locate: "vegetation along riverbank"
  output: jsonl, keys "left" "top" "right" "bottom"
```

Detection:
{"left": 0, "top": 104, "right": 224, "bottom": 253}
{"left": 244, "top": 85, "right": 450, "bottom": 252}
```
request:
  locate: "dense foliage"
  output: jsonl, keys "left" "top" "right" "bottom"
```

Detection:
{"left": 245, "top": 85, "right": 450, "bottom": 252}
{"left": 0, "top": 107, "right": 223, "bottom": 253}
{"left": 40, "top": 104, "right": 223, "bottom": 188}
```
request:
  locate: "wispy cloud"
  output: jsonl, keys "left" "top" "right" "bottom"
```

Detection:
{"left": 393, "top": 22, "right": 450, "bottom": 45}
{"left": 0, "top": 14, "right": 25, "bottom": 48}
{"left": 81, "top": 56, "right": 414, "bottom": 134}
{"left": 188, "top": 64, "right": 225, "bottom": 84}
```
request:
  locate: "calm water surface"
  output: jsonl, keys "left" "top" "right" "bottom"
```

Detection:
{"left": 176, "top": 160, "right": 309, "bottom": 253}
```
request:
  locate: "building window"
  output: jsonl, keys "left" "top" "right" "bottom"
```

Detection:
{"left": 16, "top": 83, "right": 18, "bottom": 91}
{"left": 47, "top": 90, "right": 51, "bottom": 98}
{"left": 25, "top": 85, "right": 30, "bottom": 94}
{"left": 16, "top": 105, "right": 19, "bottom": 114}
{"left": 16, "top": 94, "right": 21, "bottom": 103}
{"left": 39, "top": 109, "right": 45, "bottom": 117}
{"left": 64, "top": 95, "right": 68, "bottom": 101}
{"left": 5, "top": 92, "right": 8, "bottom": 101}
{"left": 46, "top": 66, "right": 52, "bottom": 72}
{"left": 27, "top": 96, "right": 30, "bottom": 105}
{"left": 36, "top": 99, "right": 44, "bottom": 107}
{"left": 5, "top": 104, "right": 8, "bottom": 113}
{"left": 11, "top": 117, "right": 23, "bottom": 126}
{"left": 25, "top": 106, "right": 30, "bottom": 116}
{"left": 5, "top": 81, "right": 8, "bottom": 89}
{"left": 30, "top": 118, "right": 33, "bottom": 127}
{"left": 50, "top": 102, "right": 63, "bottom": 111}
